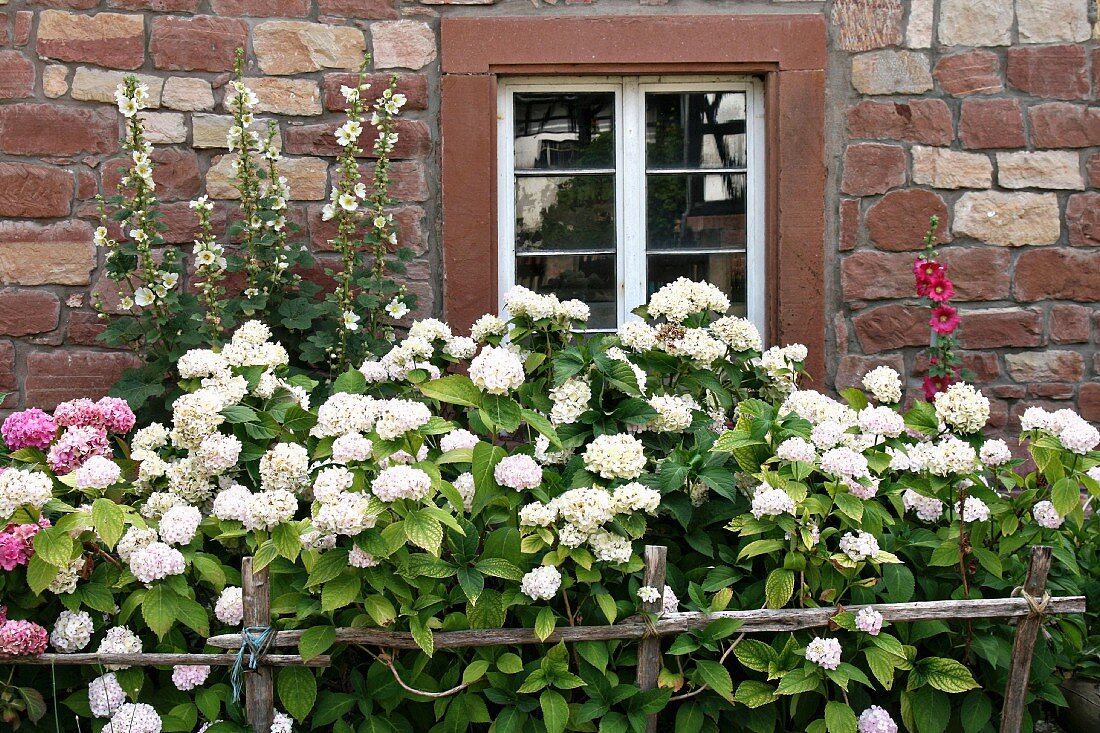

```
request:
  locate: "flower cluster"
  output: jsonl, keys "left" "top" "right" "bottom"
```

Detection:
{"left": 0, "top": 617, "right": 48, "bottom": 657}
{"left": 0, "top": 518, "right": 48, "bottom": 570}
{"left": 805, "top": 637, "right": 842, "bottom": 670}
{"left": 520, "top": 565, "right": 562, "bottom": 601}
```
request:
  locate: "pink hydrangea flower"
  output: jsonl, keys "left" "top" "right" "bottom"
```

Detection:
{"left": 53, "top": 399, "right": 101, "bottom": 429}
{"left": 96, "top": 397, "right": 136, "bottom": 435}
{"left": 0, "top": 518, "right": 50, "bottom": 571}
{"left": 53, "top": 397, "right": 136, "bottom": 435}
{"left": 172, "top": 664, "right": 211, "bottom": 691}
{"left": 1, "top": 408, "right": 58, "bottom": 451}
{"left": 0, "top": 619, "right": 49, "bottom": 657}
{"left": 47, "top": 426, "right": 111, "bottom": 475}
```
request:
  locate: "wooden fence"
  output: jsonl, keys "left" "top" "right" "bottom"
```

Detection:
{"left": 14, "top": 546, "right": 1087, "bottom": 733}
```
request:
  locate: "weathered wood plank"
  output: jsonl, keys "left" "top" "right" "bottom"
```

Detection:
{"left": 206, "top": 595, "right": 1086, "bottom": 650}
{"left": 1000, "top": 546, "right": 1053, "bottom": 733}
{"left": 14, "top": 653, "right": 330, "bottom": 667}
{"left": 637, "top": 546, "right": 667, "bottom": 733}
{"left": 243, "top": 557, "right": 275, "bottom": 733}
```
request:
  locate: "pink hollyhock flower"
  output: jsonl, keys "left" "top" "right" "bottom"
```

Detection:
{"left": 913, "top": 258, "right": 945, "bottom": 296}
{"left": 1, "top": 408, "right": 58, "bottom": 451}
{"left": 47, "top": 426, "right": 112, "bottom": 475}
{"left": 925, "top": 274, "right": 955, "bottom": 303}
{"left": 0, "top": 619, "right": 49, "bottom": 657}
{"left": 929, "top": 305, "right": 960, "bottom": 335}
{"left": 921, "top": 372, "right": 957, "bottom": 401}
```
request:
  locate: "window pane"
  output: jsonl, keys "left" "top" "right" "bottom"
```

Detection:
{"left": 516, "top": 253, "right": 617, "bottom": 329}
{"left": 648, "top": 252, "right": 748, "bottom": 317}
{"left": 516, "top": 175, "right": 616, "bottom": 253}
{"left": 646, "top": 92, "right": 747, "bottom": 169}
{"left": 646, "top": 172, "right": 746, "bottom": 251}
{"left": 514, "top": 92, "right": 615, "bottom": 170}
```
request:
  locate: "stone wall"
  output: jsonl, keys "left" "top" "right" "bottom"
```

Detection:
{"left": 0, "top": 0, "right": 1097, "bottom": 425}
{"left": 829, "top": 0, "right": 1100, "bottom": 428}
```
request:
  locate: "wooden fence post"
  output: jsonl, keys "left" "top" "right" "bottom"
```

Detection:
{"left": 638, "top": 545, "right": 667, "bottom": 733}
{"left": 242, "top": 556, "right": 274, "bottom": 733}
{"left": 999, "top": 545, "right": 1053, "bottom": 733}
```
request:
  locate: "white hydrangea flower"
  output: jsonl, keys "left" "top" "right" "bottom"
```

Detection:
{"left": 89, "top": 672, "right": 126, "bottom": 717}
{"left": 312, "top": 467, "right": 355, "bottom": 504}
{"left": 0, "top": 469, "right": 54, "bottom": 519}
{"left": 589, "top": 530, "right": 632, "bottom": 564}
{"left": 371, "top": 466, "right": 432, "bottom": 502}
{"left": 611, "top": 482, "right": 661, "bottom": 514}
{"left": 956, "top": 496, "right": 990, "bottom": 523}
{"left": 549, "top": 378, "right": 592, "bottom": 425}
{"left": 129, "top": 541, "right": 186, "bottom": 584}
{"left": 469, "top": 346, "right": 525, "bottom": 395}
{"left": 934, "top": 383, "right": 990, "bottom": 434}
{"left": 646, "top": 394, "right": 698, "bottom": 433}
{"left": 348, "top": 545, "right": 379, "bottom": 568}
{"left": 131, "top": 423, "right": 169, "bottom": 453}
{"left": 443, "top": 336, "right": 477, "bottom": 360}
{"left": 470, "top": 314, "right": 507, "bottom": 342}
{"left": 647, "top": 277, "right": 729, "bottom": 323}
{"left": 313, "top": 492, "right": 375, "bottom": 536}
{"left": 312, "top": 393, "right": 377, "bottom": 438}
{"left": 104, "top": 703, "right": 161, "bottom": 733}
{"left": 1032, "top": 500, "right": 1064, "bottom": 529}
{"left": 212, "top": 484, "right": 252, "bottom": 523}
{"left": 259, "top": 443, "right": 310, "bottom": 494}
{"left": 805, "top": 637, "right": 842, "bottom": 671}
{"left": 637, "top": 586, "right": 661, "bottom": 604}
{"left": 215, "top": 587, "right": 244, "bottom": 625}
{"left": 51, "top": 610, "right": 94, "bottom": 653}
{"left": 97, "top": 627, "right": 142, "bottom": 670}
{"left": 519, "top": 501, "right": 558, "bottom": 527}
{"left": 857, "top": 407, "right": 905, "bottom": 438}
{"left": 440, "top": 429, "right": 479, "bottom": 453}
{"left": 177, "top": 349, "right": 231, "bottom": 380}
{"left": 709, "top": 316, "right": 762, "bottom": 352}
{"left": 331, "top": 432, "right": 373, "bottom": 464}
{"left": 374, "top": 399, "right": 432, "bottom": 440}
{"left": 453, "top": 472, "right": 475, "bottom": 512}
{"left": 776, "top": 436, "right": 817, "bottom": 464}
{"left": 666, "top": 328, "right": 724, "bottom": 366}
{"left": 552, "top": 487, "right": 616, "bottom": 533}
{"left": 902, "top": 489, "right": 943, "bottom": 522}
{"left": 583, "top": 434, "right": 646, "bottom": 480}
{"left": 861, "top": 366, "right": 902, "bottom": 404}
{"left": 117, "top": 526, "right": 158, "bottom": 562}
{"left": 196, "top": 433, "right": 242, "bottom": 475}
{"left": 271, "top": 711, "right": 294, "bottom": 733}
{"left": 520, "top": 565, "right": 561, "bottom": 601}
{"left": 979, "top": 439, "right": 1013, "bottom": 467}
{"left": 158, "top": 504, "right": 202, "bottom": 546}
{"left": 838, "top": 531, "right": 880, "bottom": 562}
{"left": 242, "top": 490, "right": 298, "bottom": 531}
{"left": 617, "top": 321, "right": 657, "bottom": 352}
{"left": 494, "top": 454, "right": 542, "bottom": 490}
{"left": 751, "top": 485, "right": 796, "bottom": 519}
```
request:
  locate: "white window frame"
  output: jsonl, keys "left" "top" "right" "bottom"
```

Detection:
{"left": 497, "top": 75, "right": 766, "bottom": 333}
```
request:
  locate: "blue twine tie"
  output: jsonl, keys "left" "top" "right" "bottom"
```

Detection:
{"left": 230, "top": 626, "right": 274, "bottom": 704}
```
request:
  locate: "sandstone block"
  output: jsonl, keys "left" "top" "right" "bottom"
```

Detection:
{"left": 1088, "top": 154, "right": 1100, "bottom": 187}
{"left": 150, "top": 16, "right": 248, "bottom": 72}
{"left": 956, "top": 308, "right": 1043, "bottom": 349}
{"left": 324, "top": 72, "right": 429, "bottom": 111}
{"left": 1015, "top": 249, "right": 1100, "bottom": 301}
{"left": 317, "top": 0, "right": 399, "bottom": 16}
{"left": 846, "top": 100, "right": 952, "bottom": 144}
{"left": 853, "top": 304, "right": 930, "bottom": 354}
{"left": 841, "top": 143, "right": 906, "bottom": 195}
{"left": 210, "top": 0, "right": 311, "bottom": 15}
{"left": 43, "top": 65, "right": 68, "bottom": 98}
{"left": 136, "top": 111, "right": 187, "bottom": 144}
{"left": 0, "top": 104, "right": 118, "bottom": 155}
{"left": 911, "top": 147, "right": 992, "bottom": 189}
{"left": 1029, "top": 103, "right": 1100, "bottom": 148}
{"left": 207, "top": 155, "right": 327, "bottom": 200}
{"left": 253, "top": 21, "right": 365, "bottom": 76}
{"left": 0, "top": 220, "right": 96, "bottom": 285}
{"left": 1005, "top": 351, "right": 1085, "bottom": 383}
{"left": 162, "top": 77, "right": 214, "bottom": 111}
{"left": 933, "top": 51, "right": 1003, "bottom": 96}
{"left": 0, "top": 163, "right": 74, "bottom": 218}
{"left": 65, "top": 312, "right": 107, "bottom": 347}
{"left": 905, "top": 0, "right": 934, "bottom": 48}
{"left": 959, "top": 99, "right": 1025, "bottom": 149}
{"left": 356, "top": 160, "right": 429, "bottom": 202}
{"left": 939, "top": 0, "right": 1013, "bottom": 47}
{"left": 841, "top": 248, "right": 1010, "bottom": 302}
{"left": 193, "top": 114, "right": 282, "bottom": 149}
{"left": 108, "top": 0, "right": 201, "bottom": 10}
{"left": 283, "top": 119, "right": 429, "bottom": 159}
{"left": 1049, "top": 304, "right": 1091, "bottom": 344}
{"left": 834, "top": 354, "right": 906, "bottom": 393}
{"left": 838, "top": 198, "right": 859, "bottom": 251}
{"left": 372, "top": 20, "right": 437, "bottom": 70}
{"left": 997, "top": 151, "right": 1084, "bottom": 190}
{"left": 103, "top": 147, "right": 200, "bottom": 201}
{"left": 247, "top": 78, "right": 322, "bottom": 116}
{"left": 71, "top": 67, "right": 164, "bottom": 106}
{"left": 851, "top": 50, "right": 933, "bottom": 95}
{"left": 866, "top": 189, "right": 949, "bottom": 251}
{"left": 0, "top": 51, "right": 34, "bottom": 99}
{"left": 1006, "top": 45, "right": 1090, "bottom": 100}
{"left": 1080, "top": 383, "right": 1100, "bottom": 422}
{"left": 954, "top": 192, "right": 1060, "bottom": 246}
{"left": 36, "top": 10, "right": 145, "bottom": 70}
{"left": 24, "top": 350, "right": 142, "bottom": 409}
{"left": 1066, "top": 192, "right": 1100, "bottom": 246}
{"left": 832, "top": 0, "right": 903, "bottom": 51}
{"left": 1017, "top": 0, "right": 1091, "bottom": 43}
{"left": 0, "top": 290, "right": 60, "bottom": 337}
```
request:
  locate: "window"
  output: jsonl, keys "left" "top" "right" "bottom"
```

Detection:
{"left": 497, "top": 77, "right": 766, "bottom": 332}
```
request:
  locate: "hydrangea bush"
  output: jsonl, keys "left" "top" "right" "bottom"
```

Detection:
{"left": 0, "top": 278, "right": 1096, "bottom": 733}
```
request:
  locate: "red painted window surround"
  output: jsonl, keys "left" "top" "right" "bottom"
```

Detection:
{"left": 439, "top": 14, "right": 827, "bottom": 380}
